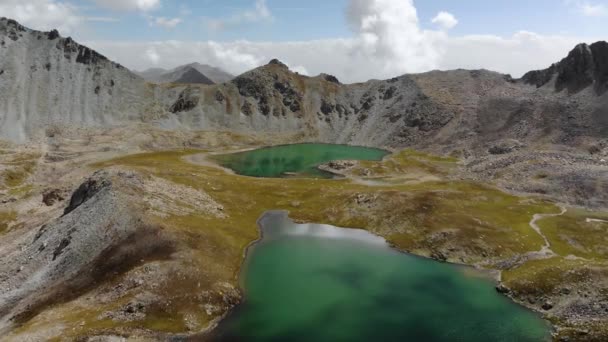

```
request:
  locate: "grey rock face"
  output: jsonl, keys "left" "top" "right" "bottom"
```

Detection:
{"left": 0, "top": 171, "right": 173, "bottom": 331}
{"left": 522, "top": 41, "right": 608, "bottom": 95}
{"left": 63, "top": 171, "right": 111, "bottom": 215}
{"left": 169, "top": 87, "right": 200, "bottom": 113}
{"left": 0, "top": 18, "right": 147, "bottom": 142}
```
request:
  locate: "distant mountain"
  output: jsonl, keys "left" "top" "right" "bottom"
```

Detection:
{"left": 173, "top": 67, "right": 214, "bottom": 85}
{"left": 137, "top": 67, "right": 167, "bottom": 81}
{"left": 138, "top": 62, "right": 234, "bottom": 84}
{"left": 184, "top": 62, "right": 234, "bottom": 83}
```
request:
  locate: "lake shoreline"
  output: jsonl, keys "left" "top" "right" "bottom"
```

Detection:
{"left": 207, "top": 210, "right": 552, "bottom": 341}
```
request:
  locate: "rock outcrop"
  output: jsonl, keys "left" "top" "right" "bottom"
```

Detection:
{"left": 0, "top": 170, "right": 173, "bottom": 332}
{"left": 522, "top": 41, "right": 608, "bottom": 95}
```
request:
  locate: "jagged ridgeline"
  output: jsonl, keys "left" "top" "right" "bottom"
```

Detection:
{"left": 1, "top": 17, "right": 607, "bottom": 148}
{"left": 0, "top": 18, "right": 146, "bottom": 142}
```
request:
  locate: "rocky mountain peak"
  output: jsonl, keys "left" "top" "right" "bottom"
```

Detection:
{"left": 268, "top": 58, "right": 288, "bottom": 68}
{"left": 0, "top": 17, "right": 126, "bottom": 70}
{"left": 0, "top": 17, "right": 26, "bottom": 41}
{"left": 320, "top": 73, "right": 341, "bottom": 84}
{"left": 522, "top": 40, "right": 608, "bottom": 95}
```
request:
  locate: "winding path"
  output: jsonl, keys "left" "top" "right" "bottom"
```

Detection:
{"left": 528, "top": 205, "right": 567, "bottom": 257}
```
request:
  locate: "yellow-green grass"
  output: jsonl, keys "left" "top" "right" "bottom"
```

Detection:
{"left": 537, "top": 208, "right": 608, "bottom": 260}
{"left": 502, "top": 257, "right": 606, "bottom": 295}
{"left": 502, "top": 256, "right": 608, "bottom": 336}
{"left": 0, "top": 210, "right": 17, "bottom": 234}
{"left": 2, "top": 153, "right": 39, "bottom": 188}
{"left": 18, "top": 148, "right": 561, "bottom": 337}
{"left": 93, "top": 149, "right": 558, "bottom": 271}
{"left": 352, "top": 148, "right": 458, "bottom": 178}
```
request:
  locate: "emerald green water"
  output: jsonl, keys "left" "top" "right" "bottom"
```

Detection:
{"left": 212, "top": 143, "right": 389, "bottom": 178}
{"left": 214, "top": 212, "right": 551, "bottom": 342}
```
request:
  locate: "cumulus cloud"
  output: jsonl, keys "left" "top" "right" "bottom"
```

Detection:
{"left": 206, "top": 0, "right": 273, "bottom": 31}
{"left": 147, "top": 16, "right": 182, "bottom": 29}
{"left": 346, "top": 0, "right": 446, "bottom": 78}
{"left": 93, "top": 0, "right": 160, "bottom": 12}
{"left": 431, "top": 11, "right": 458, "bottom": 30}
{"left": 0, "top": 0, "right": 82, "bottom": 33}
{"left": 144, "top": 47, "right": 161, "bottom": 65}
{"left": 289, "top": 65, "right": 309, "bottom": 75}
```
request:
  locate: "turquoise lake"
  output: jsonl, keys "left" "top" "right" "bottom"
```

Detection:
{"left": 212, "top": 143, "right": 389, "bottom": 178}
{"left": 213, "top": 212, "right": 551, "bottom": 342}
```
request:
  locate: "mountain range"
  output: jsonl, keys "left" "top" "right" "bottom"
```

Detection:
{"left": 1, "top": 16, "right": 606, "bottom": 149}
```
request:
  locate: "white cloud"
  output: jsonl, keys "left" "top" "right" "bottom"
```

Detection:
{"left": 93, "top": 0, "right": 160, "bottom": 12}
{"left": 144, "top": 47, "right": 161, "bottom": 65}
{"left": 148, "top": 16, "right": 182, "bottom": 29}
{"left": 288, "top": 64, "right": 309, "bottom": 75}
{"left": 431, "top": 11, "right": 458, "bottom": 30}
{"left": 206, "top": 0, "right": 273, "bottom": 31}
{"left": 441, "top": 31, "right": 591, "bottom": 77}
{"left": 346, "top": 0, "right": 447, "bottom": 78}
{"left": 0, "top": 0, "right": 82, "bottom": 33}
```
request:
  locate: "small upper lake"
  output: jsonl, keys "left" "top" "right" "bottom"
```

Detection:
{"left": 211, "top": 143, "right": 389, "bottom": 178}
{"left": 212, "top": 212, "right": 551, "bottom": 342}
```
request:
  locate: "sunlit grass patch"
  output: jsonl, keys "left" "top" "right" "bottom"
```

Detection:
{"left": 502, "top": 257, "right": 608, "bottom": 306}
{"left": 76, "top": 147, "right": 572, "bottom": 337}
{"left": 351, "top": 148, "right": 459, "bottom": 179}
{"left": 0, "top": 210, "right": 17, "bottom": 234}
{"left": 95, "top": 148, "right": 556, "bottom": 264}
{"left": 1, "top": 153, "right": 39, "bottom": 188}
{"left": 538, "top": 208, "right": 608, "bottom": 260}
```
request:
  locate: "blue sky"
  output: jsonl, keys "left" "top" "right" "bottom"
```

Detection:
{"left": 81, "top": 0, "right": 353, "bottom": 41}
{"left": 1, "top": 0, "right": 606, "bottom": 81}
{"left": 76, "top": 0, "right": 608, "bottom": 41}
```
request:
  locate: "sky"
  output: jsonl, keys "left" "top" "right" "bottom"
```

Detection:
{"left": 0, "top": 0, "right": 606, "bottom": 83}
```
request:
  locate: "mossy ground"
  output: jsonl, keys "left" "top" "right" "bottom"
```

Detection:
{"left": 501, "top": 207, "right": 608, "bottom": 339}
{"left": 9, "top": 145, "right": 607, "bottom": 340}
{"left": 1, "top": 153, "right": 38, "bottom": 189}
{"left": 0, "top": 210, "right": 17, "bottom": 234}
{"left": 538, "top": 209, "right": 608, "bottom": 260}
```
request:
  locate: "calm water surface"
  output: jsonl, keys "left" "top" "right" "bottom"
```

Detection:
{"left": 213, "top": 212, "right": 551, "bottom": 342}
{"left": 212, "top": 143, "right": 389, "bottom": 178}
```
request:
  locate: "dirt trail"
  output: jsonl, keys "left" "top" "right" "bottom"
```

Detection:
{"left": 529, "top": 205, "right": 567, "bottom": 256}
